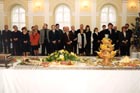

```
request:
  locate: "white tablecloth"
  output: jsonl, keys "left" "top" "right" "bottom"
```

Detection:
{"left": 0, "top": 69, "right": 140, "bottom": 93}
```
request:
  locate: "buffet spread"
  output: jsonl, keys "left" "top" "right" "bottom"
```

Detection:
{"left": 1, "top": 37, "right": 140, "bottom": 70}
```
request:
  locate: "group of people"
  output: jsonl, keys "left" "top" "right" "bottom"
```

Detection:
{"left": 0, "top": 23, "right": 133, "bottom": 56}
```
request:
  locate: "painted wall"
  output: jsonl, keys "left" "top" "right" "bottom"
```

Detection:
{"left": 0, "top": 0, "right": 139, "bottom": 31}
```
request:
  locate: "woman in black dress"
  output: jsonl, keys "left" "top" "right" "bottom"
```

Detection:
{"left": 93, "top": 28, "right": 100, "bottom": 56}
{"left": 84, "top": 25, "right": 91, "bottom": 56}
{"left": 21, "top": 27, "right": 30, "bottom": 56}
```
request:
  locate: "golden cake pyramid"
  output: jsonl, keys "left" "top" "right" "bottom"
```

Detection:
{"left": 97, "top": 37, "right": 116, "bottom": 65}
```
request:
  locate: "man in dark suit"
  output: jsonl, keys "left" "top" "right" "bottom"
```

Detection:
{"left": 2, "top": 25, "right": 12, "bottom": 54}
{"left": 0, "top": 30, "right": 3, "bottom": 53}
{"left": 119, "top": 26, "right": 131, "bottom": 56}
{"left": 125, "top": 23, "right": 133, "bottom": 39}
{"left": 113, "top": 26, "right": 120, "bottom": 56}
{"left": 40, "top": 23, "right": 50, "bottom": 56}
{"left": 99, "top": 25, "right": 106, "bottom": 40}
{"left": 125, "top": 23, "right": 133, "bottom": 56}
{"left": 99, "top": 23, "right": 115, "bottom": 43}
{"left": 63, "top": 26, "right": 73, "bottom": 52}
{"left": 56, "top": 24, "right": 64, "bottom": 50}
{"left": 70, "top": 25, "right": 77, "bottom": 53}
{"left": 49, "top": 25, "right": 60, "bottom": 53}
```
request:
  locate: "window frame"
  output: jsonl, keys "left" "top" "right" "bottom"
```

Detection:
{"left": 55, "top": 5, "right": 71, "bottom": 29}
{"left": 100, "top": 5, "right": 117, "bottom": 30}
{"left": 11, "top": 5, "right": 26, "bottom": 30}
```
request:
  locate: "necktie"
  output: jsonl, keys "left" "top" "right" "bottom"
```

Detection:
{"left": 44, "top": 29, "right": 47, "bottom": 39}
{"left": 47, "top": 30, "right": 49, "bottom": 42}
{"left": 67, "top": 32, "right": 70, "bottom": 41}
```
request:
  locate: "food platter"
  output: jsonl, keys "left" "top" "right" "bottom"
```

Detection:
{"left": 9, "top": 49, "right": 140, "bottom": 70}
{"left": 0, "top": 54, "right": 14, "bottom": 68}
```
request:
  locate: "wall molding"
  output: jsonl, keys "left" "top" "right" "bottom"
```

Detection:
{"left": 138, "top": 0, "right": 140, "bottom": 12}
{"left": 27, "top": 0, "right": 33, "bottom": 28}
{"left": 121, "top": 0, "right": 128, "bottom": 26}
{"left": 127, "top": 13, "right": 139, "bottom": 16}
{"left": 79, "top": 12, "right": 92, "bottom": 16}
{"left": 75, "top": 0, "right": 80, "bottom": 29}
{"left": 91, "top": 0, "right": 97, "bottom": 28}
{"left": 0, "top": 0, "right": 4, "bottom": 29}
{"left": 44, "top": 0, "right": 50, "bottom": 25}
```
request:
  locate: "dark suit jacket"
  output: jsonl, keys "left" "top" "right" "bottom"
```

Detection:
{"left": 126, "top": 29, "right": 133, "bottom": 40}
{"left": 21, "top": 33, "right": 30, "bottom": 45}
{"left": 63, "top": 31, "right": 74, "bottom": 45}
{"left": 49, "top": 30, "right": 60, "bottom": 43}
{"left": 119, "top": 32, "right": 130, "bottom": 46}
{"left": 99, "top": 29, "right": 106, "bottom": 40}
{"left": 76, "top": 29, "right": 80, "bottom": 34}
{"left": 93, "top": 32, "right": 100, "bottom": 43}
{"left": 2, "top": 30, "right": 12, "bottom": 43}
{"left": 56, "top": 29, "right": 64, "bottom": 49}
{"left": 114, "top": 30, "right": 120, "bottom": 49}
{"left": 12, "top": 31, "right": 22, "bottom": 43}
{"left": 84, "top": 31, "right": 91, "bottom": 45}
{"left": 56, "top": 29, "right": 63, "bottom": 41}
{"left": 0, "top": 31, "right": 2, "bottom": 42}
{"left": 93, "top": 32, "right": 100, "bottom": 48}
{"left": 0, "top": 31, "right": 2, "bottom": 52}
{"left": 77, "top": 29, "right": 84, "bottom": 35}
{"left": 114, "top": 30, "right": 120, "bottom": 42}
{"left": 100, "top": 29, "right": 116, "bottom": 43}
{"left": 69, "top": 30, "right": 77, "bottom": 44}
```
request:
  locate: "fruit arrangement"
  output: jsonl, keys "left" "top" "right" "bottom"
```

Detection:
{"left": 45, "top": 50, "right": 80, "bottom": 65}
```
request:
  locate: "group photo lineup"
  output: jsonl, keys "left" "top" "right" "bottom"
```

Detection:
{"left": 0, "top": 23, "right": 135, "bottom": 56}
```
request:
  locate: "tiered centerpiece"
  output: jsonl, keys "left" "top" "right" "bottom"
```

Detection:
{"left": 97, "top": 37, "right": 116, "bottom": 66}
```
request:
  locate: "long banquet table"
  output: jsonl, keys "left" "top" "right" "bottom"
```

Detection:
{"left": 0, "top": 56, "right": 140, "bottom": 93}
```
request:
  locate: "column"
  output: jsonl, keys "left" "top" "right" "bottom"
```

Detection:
{"left": 90, "top": 0, "right": 97, "bottom": 54}
{"left": 75, "top": 0, "right": 80, "bottom": 29}
{"left": 122, "top": 0, "right": 128, "bottom": 26}
{"left": 28, "top": 0, "right": 33, "bottom": 29}
{"left": 44, "top": 0, "right": 50, "bottom": 26}
{"left": 0, "top": 0, "right": 4, "bottom": 29}
{"left": 138, "top": 0, "right": 140, "bottom": 13}
{"left": 91, "top": 0, "right": 97, "bottom": 29}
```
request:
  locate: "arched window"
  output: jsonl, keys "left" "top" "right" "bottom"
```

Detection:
{"left": 11, "top": 5, "right": 25, "bottom": 30}
{"left": 55, "top": 5, "right": 71, "bottom": 29}
{"left": 100, "top": 5, "right": 116, "bottom": 29}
